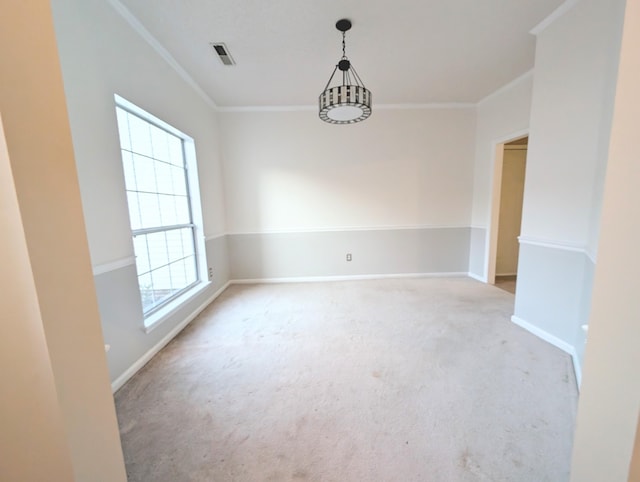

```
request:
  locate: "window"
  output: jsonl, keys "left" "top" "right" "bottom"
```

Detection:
{"left": 115, "top": 97, "right": 205, "bottom": 318}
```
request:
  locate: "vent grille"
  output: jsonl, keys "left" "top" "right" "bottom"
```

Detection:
{"left": 211, "top": 43, "right": 235, "bottom": 66}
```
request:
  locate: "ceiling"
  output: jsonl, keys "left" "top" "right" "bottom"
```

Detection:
{"left": 116, "top": 0, "right": 565, "bottom": 107}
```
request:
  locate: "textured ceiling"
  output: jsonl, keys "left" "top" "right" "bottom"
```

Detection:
{"left": 115, "top": 0, "right": 565, "bottom": 107}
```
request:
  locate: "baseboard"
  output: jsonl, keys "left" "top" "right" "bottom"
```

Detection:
{"left": 511, "top": 315, "right": 581, "bottom": 392}
{"left": 230, "top": 272, "right": 469, "bottom": 284}
{"left": 571, "top": 349, "right": 582, "bottom": 389}
{"left": 467, "top": 272, "right": 486, "bottom": 283}
{"left": 111, "top": 280, "right": 231, "bottom": 393}
{"left": 495, "top": 272, "right": 517, "bottom": 277}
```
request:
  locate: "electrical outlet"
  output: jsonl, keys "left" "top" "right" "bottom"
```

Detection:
{"left": 208, "top": 267, "right": 213, "bottom": 280}
{"left": 346, "top": 253, "right": 352, "bottom": 262}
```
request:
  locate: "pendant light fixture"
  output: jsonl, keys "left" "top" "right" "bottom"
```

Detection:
{"left": 319, "top": 19, "right": 372, "bottom": 124}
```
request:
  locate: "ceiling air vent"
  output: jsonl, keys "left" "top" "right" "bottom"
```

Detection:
{"left": 211, "top": 43, "right": 235, "bottom": 66}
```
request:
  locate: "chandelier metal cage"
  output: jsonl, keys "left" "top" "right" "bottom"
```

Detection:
{"left": 319, "top": 19, "right": 372, "bottom": 124}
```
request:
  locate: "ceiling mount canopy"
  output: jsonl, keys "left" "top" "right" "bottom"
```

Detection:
{"left": 319, "top": 19, "right": 372, "bottom": 125}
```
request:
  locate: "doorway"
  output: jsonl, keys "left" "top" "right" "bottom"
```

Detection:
{"left": 487, "top": 136, "right": 528, "bottom": 294}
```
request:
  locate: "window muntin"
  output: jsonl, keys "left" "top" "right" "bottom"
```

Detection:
{"left": 115, "top": 105, "right": 199, "bottom": 315}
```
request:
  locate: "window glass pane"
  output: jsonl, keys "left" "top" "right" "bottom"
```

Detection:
{"left": 167, "top": 135, "right": 183, "bottom": 166}
{"left": 175, "top": 196, "right": 190, "bottom": 224}
{"left": 182, "top": 228, "right": 195, "bottom": 257}
{"left": 121, "top": 151, "right": 136, "bottom": 191}
{"left": 133, "top": 235, "right": 150, "bottom": 275}
{"left": 116, "top": 101, "right": 202, "bottom": 316}
{"left": 169, "top": 259, "right": 188, "bottom": 289}
{"left": 138, "top": 272, "right": 155, "bottom": 311}
{"left": 116, "top": 108, "right": 131, "bottom": 150}
{"left": 126, "top": 192, "right": 142, "bottom": 230}
{"left": 147, "top": 231, "right": 169, "bottom": 271}
{"left": 132, "top": 154, "right": 157, "bottom": 193}
{"left": 170, "top": 165, "right": 187, "bottom": 195}
{"left": 137, "top": 193, "right": 162, "bottom": 229}
{"left": 166, "top": 229, "right": 184, "bottom": 263}
{"left": 185, "top": 255, "right": 197, "bottom": 284}
{"left": 155, "top": 161, "right": 174, "bottom": 195}
{"left": 151, "top": 265, "right": 172, "bottom": 304}
{"left": 150, "top": 125, "right": 169, "bottom": 162}
{"left": 128, "top": 114, "right": 153, "bottom": 157}
{"left": 158, "top": 194, "right": 178, "bottom": 227}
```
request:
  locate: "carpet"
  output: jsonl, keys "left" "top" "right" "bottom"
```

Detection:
{"left": 115, "top": 277, "right": 577, "bottom": 481}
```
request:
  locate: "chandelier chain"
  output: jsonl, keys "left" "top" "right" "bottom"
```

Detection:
{"left": 342, "top": 31, "right": 347, "bottom": 59}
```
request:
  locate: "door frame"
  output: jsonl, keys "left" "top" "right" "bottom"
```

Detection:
{"left": 484, "top": 129, "right": 529, "bottom": 284}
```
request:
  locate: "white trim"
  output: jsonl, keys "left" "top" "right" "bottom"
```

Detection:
{"left": 468, "top": 272, "right": 487, "bottom": 283}
{"left": 230, "top": 272, "right": 468, "bottom": 285}
{"left": 115, "top": 94, "right": 193, "bottom": 141}
{"left": 477, "top": 70, "right": 534, "bottom": 106}
{"left": 205, "top": 233, "right": 227, "bottom": 242}
{"left": 144, "top": 281, "right": 211, "bottom": 333}
{"left": 484, "top": 129, "right": 530, "bottom": 284}
{"left": 218, "top": 103, "right": 475, "bottom": 113}
{"left": 375, "top": 103, "right": 475, "bottom": 110}
{"left": 519, "top": 236, "right": 597, "bottom": 264}
{"left": 572, "top": 350, "right": 582, "bottom": 389}
{"left": 511, "top": 315, "right": 574, "bottom": 353}
{"left": 470, "top": 225, "right": 487, "bottom": 231}
{"left": 227, "top": 224, "right": 470, "bottom": 236}
{"left": 511, "top": 315, "right": 581, "bottom": 391}
{"left": 518, "top": 236, "right": 585, "bottom": 252}
{"left": 218, "top": 105, "right": 315, "bottom": 113}
{"left": 106, "top": 0, "right": 217, "bottom": 109}
{"left": 530, "top": 0, "right": 581, "bottom": 36}
{"left": 111, "top": 281, "right": 231, "bottom": 392}
{"left": 92, "top": 256, "right": 136, "bottom": 276}
{"left": 494, "top": 129, "right": 530, "bottom": 147}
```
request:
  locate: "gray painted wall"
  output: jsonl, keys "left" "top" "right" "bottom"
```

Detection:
{"left": 97, "top": 237, "right": 229, "bottom": 383}
{"left": 514, "top": 0, "right": 625, "bottom": 383}
{"left": 468, "top": 227, "right": 487, "bottom": 279}
{"left": 574, "top": 259, "right": 595, "bottom": 370}
{"left": 514, "top": 243, "right": 589, "bottom": 343}
{"left": 229, "top": 228, "right": 470, "bottom": 280}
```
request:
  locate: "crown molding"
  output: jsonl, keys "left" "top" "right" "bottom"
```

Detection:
{"left": 105, "top": 0, "right": 555, "bottom": 112}
{"left": 530, "top": 0, "right": 581, "bottom": 36}
{"left": 217, "top": 103, "right": 475, "bottom": 113}
{"left": 106, "top": 0, "right": 218, "bottom": 110}
{"left": 477, "top": 69, "right": 534, "bottom": 106}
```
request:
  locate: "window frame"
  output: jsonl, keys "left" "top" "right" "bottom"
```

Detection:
{"left": 114, "top": 95, "right": 209, "bottom": 329}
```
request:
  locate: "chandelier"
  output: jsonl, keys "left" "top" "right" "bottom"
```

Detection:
{"left": 319, "top": 19, "right": 372, "bottom": 124}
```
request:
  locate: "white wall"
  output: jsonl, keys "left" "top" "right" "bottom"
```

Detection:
{"left": 570, "top": 1, "right": 640, "bottom": 478}
{"left": 513, "top": 0, "right": 625, "bottom": 382}
{"left": 219, "top": 107, "right": 476, "bottom": 279}
{"left": 471, "top": 74, "right": 533, "bottom": 228}
{"left": 52, "top": 0, "right": 226, "bottom": 267}
{"left": 220, "top": 108, "right": 475, "bottom": 233}
{"left": 50, "top": 0, "right": 230, "bottom": 385}
{"left": 468, "top": 74, "right": 533, "bottom": 279}
{"left": 521, "top": 0, "right": 624, "bottom": 251}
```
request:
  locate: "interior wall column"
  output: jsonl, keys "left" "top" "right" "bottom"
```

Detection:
{"left": 570, "top": 0, "right": 640, "bottom": 479}
{"left": 0, "top": 1, "right": 127, "bottom": 480}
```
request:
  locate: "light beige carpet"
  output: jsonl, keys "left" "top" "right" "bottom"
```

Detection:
{"left": 115, "top": 277, "right": 578, "bottom": 482}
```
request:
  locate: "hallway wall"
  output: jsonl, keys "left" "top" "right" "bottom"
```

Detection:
{"left": 514, "top": 0, "right": 626, "bottom": 384}
{"left": 469, "top": 73, "right": 533, "bottom": 280}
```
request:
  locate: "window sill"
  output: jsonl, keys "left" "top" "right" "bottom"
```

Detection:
{"left": 143, "top": 281, "right": 212, "bottom": 334}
